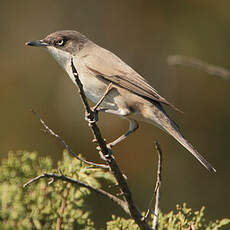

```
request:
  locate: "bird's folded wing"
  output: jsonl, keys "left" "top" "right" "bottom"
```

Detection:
{"left": 81, "top": 46, "right": 182, "bottom": 112}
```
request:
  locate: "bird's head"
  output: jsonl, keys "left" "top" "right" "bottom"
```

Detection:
{"left": 26, "top": 30, "right": 89, "bottom": 67}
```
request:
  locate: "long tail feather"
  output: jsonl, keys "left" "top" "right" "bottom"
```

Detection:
{"left": 152, "top": 107, "right": 216, "bottom": 174}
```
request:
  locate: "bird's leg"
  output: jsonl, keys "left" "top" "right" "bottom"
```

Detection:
{"left": 85, "top": 83, "right": 113, "bottom": 123}
{"left": 107, "top": 118, "right": 139, "bottom": 149}
{"left": 92, "top": 83, "right": 113, "bottom": 112}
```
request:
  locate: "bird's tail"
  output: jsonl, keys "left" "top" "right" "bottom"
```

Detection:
{"left": 149, "top": 105, "right": 216, "bottom": 174}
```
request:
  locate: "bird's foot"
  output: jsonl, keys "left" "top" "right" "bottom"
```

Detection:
{"left": 96, "top": 145, "right": 113, "bottom": 161}
{"left": 85, "top": 110, "right": 98, "bottom": 123}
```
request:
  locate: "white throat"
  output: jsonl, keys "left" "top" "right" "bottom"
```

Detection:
{"left": 47, "top": 46, "right": 71, "bottom": 69}
{"left": 46, "top": 46, "right": 78, "bottom": 85}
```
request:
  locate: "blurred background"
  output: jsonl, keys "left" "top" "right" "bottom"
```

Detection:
{"left": 1, "top": 0, "right": 230, "bottom": 227}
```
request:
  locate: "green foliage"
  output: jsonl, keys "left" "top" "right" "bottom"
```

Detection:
{"left": 107, "top": 204, "right": 230, "bottom": 230}
{"left": 0, "top": 150, "right": 114, "bottom": 230}
{"left": 0, "top": 151, "right": 229, "bottom": 230}
{"left": 157, "top": 204, "right": 230, "bottom": 230}
{"left": 107, "top": 215, "right": 139, "bottom": 230}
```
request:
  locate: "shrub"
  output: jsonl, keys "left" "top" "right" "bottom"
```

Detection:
{"left": 0, "top": 151, "right": 229, "bottom": 230}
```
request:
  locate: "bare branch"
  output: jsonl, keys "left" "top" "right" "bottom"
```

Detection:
{"left": 152, "top": 141, "right": 162, "bottom": 230}
{"left": 31, "top": 109, "right": 108, "bottom": 169}
{"left": 142, "top": 141, "right": 163, "bottom": 227}
{"left": 23, "top": 171, "right": 129, "bottom": 214}
{"left": 167, "top": 55, "right": 230, "bottom": 80}
{"left": 71, "top": 58, "right": 152, "bottom": 230}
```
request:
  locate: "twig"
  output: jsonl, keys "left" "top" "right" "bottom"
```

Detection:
{"left": 23, "top": 171, "right": 129, "bottom": 214}
{"left": 71, "top": 58, "right": 152, "bottom": 230}
{"left": 142, "top": 141, "right": 163, "bottom": 227}
{"left": 167, "top": 55, "right": 230, "bottom": 80}
{"left": 152, "top": 141, "right": 162, "bottom": 230}
{"left": 31, "top": 109, "right": 108, "bottom": 169}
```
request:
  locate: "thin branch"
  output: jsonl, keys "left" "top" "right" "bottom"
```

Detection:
{"left": 142, "top": 141, "right": 163, "bottom": 226}
{"left": 152, "top": 141, "right": 162, "bottom": 230}
{"left": 167, "top": 55, "right": 230, "bottom": 80}
{"left": 71, "top": 59, "right": 152, "bottom": 230}
{"left": 23, "top": 171, "right": 129, "bottom": 214}
{"left": 31, "top": 109, "right": 108, "bottom": 169}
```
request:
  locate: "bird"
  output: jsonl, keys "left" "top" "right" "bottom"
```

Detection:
{"left": 26, "top": 30, "right": 216, "bottom": 173}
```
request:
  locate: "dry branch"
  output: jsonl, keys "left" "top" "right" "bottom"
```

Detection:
{"left": 152, "top": 141, "right": 162, "bottom": 230}
{"left": 31, "top": 109, "right": 108, "bottom": 169}
{"left": 142, "top": 141, "right": 163, "bottom": 230}
{"left": 23, "top": 171, "right": 128, "bottom": 213}
{"left": 70, "top": 58, "right": 152, "bottom": 230}
{"left": 24, "top": 58, "right": 165, "bottom": 230}
{"left": 167, "top": 55, "right": 230, "bottom": 80}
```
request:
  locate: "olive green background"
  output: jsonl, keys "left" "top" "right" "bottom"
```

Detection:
{"left": 1, "top": 0, "right": 229, "bottom": 227}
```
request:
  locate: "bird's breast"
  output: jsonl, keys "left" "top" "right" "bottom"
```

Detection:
{"left": 65, "top": 60, "right": 117, "bottom": 109}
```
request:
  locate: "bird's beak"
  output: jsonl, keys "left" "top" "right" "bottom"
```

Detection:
{"left": 25, "top": 40, "right": 48, "bottom": 47}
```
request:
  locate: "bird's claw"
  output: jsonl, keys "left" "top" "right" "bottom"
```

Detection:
{"left": 85, "top": 110, "right": 98, "bottom": 123}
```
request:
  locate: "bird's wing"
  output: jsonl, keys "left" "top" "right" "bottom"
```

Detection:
{"left": 81, "top": 45, "right": 182, "bottom": 112}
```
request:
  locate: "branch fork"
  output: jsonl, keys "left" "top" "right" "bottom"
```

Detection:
{"left": 24, "top": 58, "right": 163, "bottom": 230}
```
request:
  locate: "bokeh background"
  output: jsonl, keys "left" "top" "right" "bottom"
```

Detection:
{"left": 1, "top": 0, "right": 230, "bottom": 227}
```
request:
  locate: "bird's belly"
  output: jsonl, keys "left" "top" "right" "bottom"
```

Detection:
{"left": 66, "top": 68, "right": 118, "bottom": 109}
{"left": 81, "top": 77, "right": 107, "bottom": 104}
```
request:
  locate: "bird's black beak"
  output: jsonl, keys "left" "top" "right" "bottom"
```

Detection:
{"left": 25, "top": 40, "right": 48, "bottom": 47}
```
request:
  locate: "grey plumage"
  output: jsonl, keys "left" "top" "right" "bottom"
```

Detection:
{"left": 26, "top": 30, "right": 216, "bottom": 173}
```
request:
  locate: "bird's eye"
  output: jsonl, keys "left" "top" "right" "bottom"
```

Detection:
{"left": 56, "top": 39, "right": 65, "bottom": 46}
